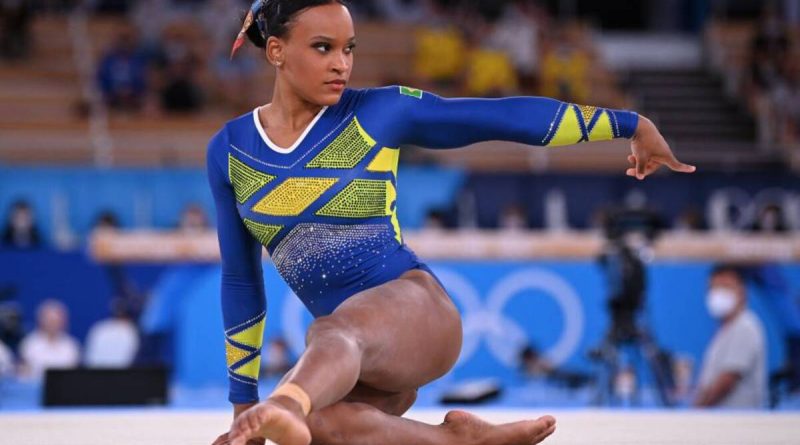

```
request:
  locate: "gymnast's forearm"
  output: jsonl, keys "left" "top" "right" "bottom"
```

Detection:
{"left": 220, "top": 274, "right": 267, "bottom": 404}
{"left": 405, "top": 94, "right": 639, "bottom": 149}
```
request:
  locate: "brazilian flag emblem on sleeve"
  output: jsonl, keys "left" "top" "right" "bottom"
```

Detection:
{"left": 399, "top": 86, "right": 423, "bottom": 99}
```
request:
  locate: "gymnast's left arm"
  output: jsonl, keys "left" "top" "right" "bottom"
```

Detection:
{"left": 390, "top": 88, "right": 696, "bottom": 179}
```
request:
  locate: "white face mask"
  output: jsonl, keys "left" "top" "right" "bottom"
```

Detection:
{"left": 706, "top": 287, "right": 739, "bottom": 319}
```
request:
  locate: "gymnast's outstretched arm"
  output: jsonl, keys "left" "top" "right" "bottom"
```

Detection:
{"left": 207, "top": 128, "right": 267, "bottom": 407}
{"left": 361, "top": 86, "right": 695, "bottom": 179}
{"left": 403, "top": 93, "right": 637, "bottom": 148}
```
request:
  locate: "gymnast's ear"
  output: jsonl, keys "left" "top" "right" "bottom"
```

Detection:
{"left": 266, "top": 36, "right": 285, "bottom": 67}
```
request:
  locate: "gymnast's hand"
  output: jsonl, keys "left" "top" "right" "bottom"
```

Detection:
{"left": 627, "top": 115, "right": 696, "bottom": 180}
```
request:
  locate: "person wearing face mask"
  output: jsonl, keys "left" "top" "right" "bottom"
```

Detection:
{"left": 695, "top": 265, "right": 767, "bottom": 408}
{"left": 1, "top": 200, "right": 42, "bottom": 249}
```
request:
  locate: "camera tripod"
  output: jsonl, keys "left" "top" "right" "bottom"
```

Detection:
{"left": 589, "top": 312, "right": 676, "bottom": 408}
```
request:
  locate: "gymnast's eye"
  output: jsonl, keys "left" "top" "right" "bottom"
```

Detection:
{"left": 344, "top": 43, "right": 356, "bottom": 54}
{"left": 313, "top": 43, "right": 331, "bottom": 53}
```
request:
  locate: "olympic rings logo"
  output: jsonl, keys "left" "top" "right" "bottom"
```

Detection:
{"left": 280, "top": 267, "right": 585, "bottom": 368}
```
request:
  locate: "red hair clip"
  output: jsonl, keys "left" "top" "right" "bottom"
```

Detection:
{"left": 230, "top": 10, "right": 255, "bottom": 60}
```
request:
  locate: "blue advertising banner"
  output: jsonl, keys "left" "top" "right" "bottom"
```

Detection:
{"left": 171, "top": 261, "right": 794, "bottom": 389}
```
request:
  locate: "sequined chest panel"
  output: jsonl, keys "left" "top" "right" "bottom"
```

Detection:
{"left": 227, "top": 115, "right": 403, "bottom": 293}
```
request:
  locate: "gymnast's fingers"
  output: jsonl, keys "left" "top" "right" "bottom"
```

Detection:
{"left": 664, "top": 156, "right": 697, "bottom": 174}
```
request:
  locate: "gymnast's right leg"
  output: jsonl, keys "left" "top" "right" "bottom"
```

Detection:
{"left": 228, "top": 269, "right": 556, "bottom": 445}
{"left": 305, "top": 390, "right": 557, "bottom": 445}
{"left": 215, "top": 385, "right": 556, "bottom": 445}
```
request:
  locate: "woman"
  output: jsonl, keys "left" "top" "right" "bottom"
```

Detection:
{"left": 208, "top": 1, "right": 695, "bottom": 444}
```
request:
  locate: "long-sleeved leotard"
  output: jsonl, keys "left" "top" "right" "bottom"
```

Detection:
{"left": 207, "top": 86, "right": 638, "bottom": 403}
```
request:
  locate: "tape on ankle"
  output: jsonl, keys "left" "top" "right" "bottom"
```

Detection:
{"left": 271, "top": 383, "right": 312, "bottom": 416}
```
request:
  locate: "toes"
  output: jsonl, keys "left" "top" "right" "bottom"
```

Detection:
{"left": 443, "top": 410, "right": 472, "bottom": 424}
{"left": 532, "top": 423, "right": 557, "bottom": 444}
{"left": 537, "top": 415, "right": 556, "bottom": 429}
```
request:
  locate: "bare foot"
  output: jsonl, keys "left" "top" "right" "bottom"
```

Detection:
{"left": 211, "top": 431, "right": 265, "bottom": 445}
{"left": 442, "top": 410, "right": 556, "bottom": 445}
{"left": 229, "top": 396, "right": 312, "bottom": 445}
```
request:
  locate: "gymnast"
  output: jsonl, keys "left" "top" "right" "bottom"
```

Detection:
{"left": 207, "top": 1, "right": 696, "bottom": 444}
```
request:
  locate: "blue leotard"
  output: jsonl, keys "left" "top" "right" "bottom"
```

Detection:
{"left": 207, "top": 86, "right": 638, "bottom": 403}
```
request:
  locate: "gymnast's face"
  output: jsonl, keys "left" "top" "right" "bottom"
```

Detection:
{"left": 268, "top": 3, "right": 355, "bottom": 106}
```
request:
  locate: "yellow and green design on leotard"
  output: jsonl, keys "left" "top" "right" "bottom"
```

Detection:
{"left": 367, "top": 147, "right": 400, "bottom": 178}
{"left": 252, "top": 177, "right": 338, "bottom": 216}
{"left": 225, "top": 312, "right": 265, "bottom": 381}
{"left": 546, "top": 103, "right": 617, "bottom": 147}
{"left": 316, "top": 179, "right": 396, "bottom": 218}
{"left": 306, "top": 117, "right": 376, "bottom": 169}
{"left": 242, "top": 219, "right": 283, "bottom": 247}
{"left": 228, "top": 154, "right": 276, "bottom": 204}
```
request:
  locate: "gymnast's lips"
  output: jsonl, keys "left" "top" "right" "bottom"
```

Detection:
{"left": 325, "top": 80, "right": 346, "bottom": 91}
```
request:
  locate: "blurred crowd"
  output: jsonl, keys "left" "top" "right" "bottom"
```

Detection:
{"left": 742, "top": 7, "right": 800, "bottom": 147}
{"left": 2, "top": 198, "right": 211, "bottom": 250}
{"left": 0, "top": 291, "right": 295, "bottom": 384}
{"left": 0, "top": 297, "right": 137, "bottom": 380}
{"left": 420, "top": 192, "right": 795, "bottom": 233}
{"left": 1, "top": 0, "right": 627, "bottom": 117}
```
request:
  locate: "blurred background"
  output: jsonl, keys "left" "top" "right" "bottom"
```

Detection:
{"left": 0, "top": 0, "right": 799, "bottom": 412}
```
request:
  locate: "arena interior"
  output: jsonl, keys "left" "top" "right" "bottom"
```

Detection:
{"left": 1, "top": 0, "right": 800, "bottom": 443}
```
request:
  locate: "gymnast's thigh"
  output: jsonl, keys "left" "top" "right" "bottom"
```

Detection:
{"left": 315, "top": 268, "right": 463, "bottom": 393}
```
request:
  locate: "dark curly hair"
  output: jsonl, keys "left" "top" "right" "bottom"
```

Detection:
{"left": 244, "top": 0, "right": 350, "bottom": 48}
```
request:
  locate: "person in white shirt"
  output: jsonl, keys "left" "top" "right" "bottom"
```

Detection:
{"left": 19, "top": 299, "right": 80, "bottom": 380}
{"left": 84, "top": 298, "right": 139, "bottom": 368}
{"left": 695, "top": 265, "right": 767, "bottom": 408}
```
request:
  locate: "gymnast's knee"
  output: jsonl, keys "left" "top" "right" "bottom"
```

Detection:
{"left": 305, "top": 315, "right": 364, "bottom": 354}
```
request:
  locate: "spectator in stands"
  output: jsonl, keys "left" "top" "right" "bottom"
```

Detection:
{"left": 422, "top": 209, "right": 447, "bottom": 230}
{"left": 674, "top": 207, "right": 707, "bottom": 232}
{"left": 1, "top": 200, "right": 42, "bottom": 249}
{"left": 412, "top": 0, "right": 466, "bottom": 89}
{"left": 747, "top": 5, "right": 794, "bottom": 146}
{"left": 130, "top": 0, "right": 173, "bottom": 54}
{"left": 178, "top": 203, "right": 209, "bottom": 233}
{"left": 0, "top": 297, "right": 23, "bottom": 354}
{"left": 752, "top": 203, "right": 790, "bottom": 233}
{"left": 96, "top": 24, "right": 152, "bottom": 112}
{"left": 262, "top": 337, "right": 294, "bottom": 378}
{"left": 84, "top": 297, "right": 139, "bottom": 368}
{"left": 18, "top": 299, "right": 81, "bottom": 380}
{"left": 484, "top": 0, "right": 542, "bottom": 92}
{"left": 695, "top": 265, "right": 767, "bottom": 408}
{"left": 752, "top": 5, "right": 790, "bottom": 64}
{"left": 0, "top": 0, "right": 32, "bottom": 60}
{"left": 499, "top": 204, "right": 528, "bottom": 230}
{"left": 152, "top": 25, "right": 204, "bottom": 113}
{"left": 93, "top": 210, "right": 121, "bottom": 231}
{"left": 0, "top": 338, "right": 13, "bottom": 377}
{"left": 770, "top": 57, "right": 800, "bottom": 144}
{"left": 462, "top": 41, "right": 519, "bottom": 97}
{"left": 540, "top": 24, "right": 591, "bottom": 103}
